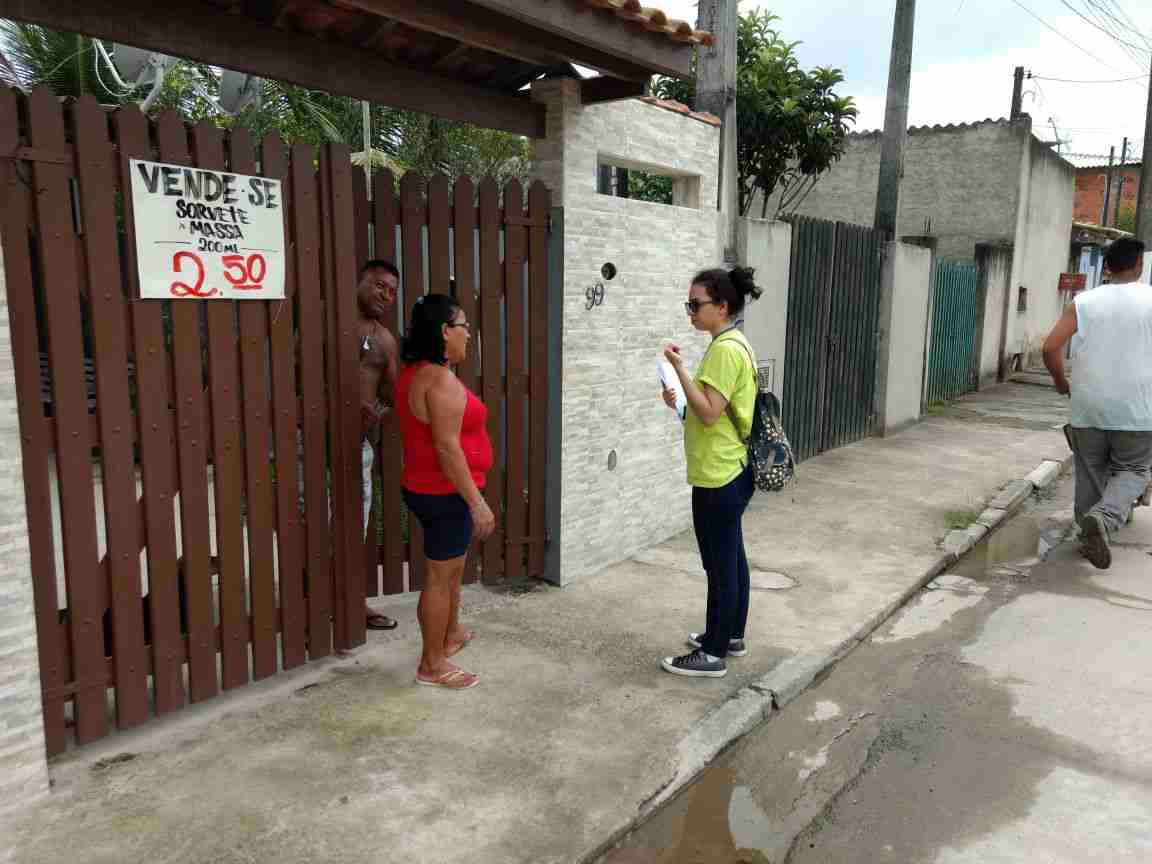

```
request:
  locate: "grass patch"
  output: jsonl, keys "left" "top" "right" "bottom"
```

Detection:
{"left": 942, "top": 506, "right": 982, "bottom": 531}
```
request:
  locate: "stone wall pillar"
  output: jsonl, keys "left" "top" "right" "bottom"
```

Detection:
{"left": 529, "top": 81, "right": 721, "bottom": 584}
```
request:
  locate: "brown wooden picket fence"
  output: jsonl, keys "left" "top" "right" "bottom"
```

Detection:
{"left": 355, "top": 169, "right": 553, "bottom": 596}
{"left": 0, "top": 87, "right": 552, "bottom": 756}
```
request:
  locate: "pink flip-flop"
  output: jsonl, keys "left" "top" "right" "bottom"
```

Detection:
{"left": 415, "top": 668, "right": 480, "bottom": 690}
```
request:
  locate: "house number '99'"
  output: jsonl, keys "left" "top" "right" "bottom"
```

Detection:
{"left": 585, "top": 281, "right": 605, "bottom": 311}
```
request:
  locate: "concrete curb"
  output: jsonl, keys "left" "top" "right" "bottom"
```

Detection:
{"left": 588, "top": 452, "right": 1075, "bottom": 861}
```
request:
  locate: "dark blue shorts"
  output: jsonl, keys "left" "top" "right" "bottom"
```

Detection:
{"left": 402, "top": 489, "right": 474, "bottom": 561}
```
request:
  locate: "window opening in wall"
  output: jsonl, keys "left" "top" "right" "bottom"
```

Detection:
{"left": 595, "top": 161, "right": 698, "bottom": 209}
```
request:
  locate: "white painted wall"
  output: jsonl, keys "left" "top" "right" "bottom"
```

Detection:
{"left": 1006, "top": 139, "right": 1076, "bottom": 366}
{"left": 738, "top": 219, "right": 791, "bottom": 396}
{"left": 530, "top": 81, "right": 721, "bottom": 584}
{"left": 876, "top": 242, "right": 934, "bottom": 434}
{"left": 976, "top": 244, "right": 1014, "bottom": 388}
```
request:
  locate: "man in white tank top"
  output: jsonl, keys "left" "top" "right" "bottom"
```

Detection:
{"left": 1043, "top": 238, "right": 1152, "bottom": 570}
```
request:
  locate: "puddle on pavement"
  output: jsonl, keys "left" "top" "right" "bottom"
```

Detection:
{"left": 875, "top": 509, "right": 1063, "bottom": 645}
{"left": 602, "top": 499, "right": 1077, "bottom": 864}
{"left": 727, "top": 786, "right": 774, "bottom": 855}
{"left": 951, "top": 514, "right": 1048, "bottom": 580}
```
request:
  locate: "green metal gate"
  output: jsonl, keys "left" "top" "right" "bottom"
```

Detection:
{"left": 926, "top": 260, "right": 979, "bottom": 404}
{"left": 782, "top": 216, "right": 884, "bottom": 462}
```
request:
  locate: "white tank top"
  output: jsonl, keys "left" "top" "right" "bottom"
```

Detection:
{"left": 1070, "top": 282, "right": 1152, "bottom": 430}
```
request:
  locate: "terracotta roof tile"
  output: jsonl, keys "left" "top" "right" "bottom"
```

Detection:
{"left": 583, "top": 0, "right": 714, "bottom": 45}
{"left": 638, "top": 96, "right": 721, "bottom": 126}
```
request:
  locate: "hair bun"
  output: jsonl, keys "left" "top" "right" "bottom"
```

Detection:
{"left": 730, "top": 266, "right": 763, "bottom": 301}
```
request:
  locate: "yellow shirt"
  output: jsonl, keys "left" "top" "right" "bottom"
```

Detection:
{"left": 684, "top": 329, "right": 756, "bottom": 488}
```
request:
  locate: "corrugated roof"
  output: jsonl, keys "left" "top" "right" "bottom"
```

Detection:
{"left": 1069, "top": 156, "right": 1143, "bottom": 171}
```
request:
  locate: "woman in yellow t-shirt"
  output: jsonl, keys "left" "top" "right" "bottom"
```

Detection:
{"left": 660, "top": 266, "right": 761, "bottom": 678}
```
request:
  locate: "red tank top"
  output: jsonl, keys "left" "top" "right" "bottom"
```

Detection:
{"left": 397, "top": 363, "right": 493, "bottom": 495}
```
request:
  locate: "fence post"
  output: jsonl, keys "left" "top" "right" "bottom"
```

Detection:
{"left": 972, "top": 248, "right": 992, "bottom": 392}
{"left": 0, "top": 236, "right": 51, "bottom": 816}
{"left": 543, "top": 206, "right": 565, "bottom": 586}
{"left": 873, "top": 240, "right": 896, "bottom": 434}
{"left": 901, "top": 235, "right": 938, "bottom": 408}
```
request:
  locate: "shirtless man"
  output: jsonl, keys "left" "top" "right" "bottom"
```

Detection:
{"left": 357, "top": 260, "right": 400, "bottom": 629}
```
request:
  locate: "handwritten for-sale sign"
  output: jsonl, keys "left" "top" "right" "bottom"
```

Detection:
{"left": 129, "top": 159, "right": 285, "bottom": 300}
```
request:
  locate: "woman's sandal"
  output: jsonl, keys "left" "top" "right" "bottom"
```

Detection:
{"left": 415, "top": 668, "right": 480, "bottom": 690}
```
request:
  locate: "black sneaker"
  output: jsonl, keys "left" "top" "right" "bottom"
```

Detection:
{"left": 1081, "top": 514, "right": 1112, "bottom": 570}
{"left": 661, "top": 649, "right": 727, "bottom": 678}
{"left": 686, "top": 633, "right": 748, "bottom": 658}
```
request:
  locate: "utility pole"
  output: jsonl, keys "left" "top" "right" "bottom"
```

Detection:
{"left": 1010, "top": 66, "right": 1025, "bottom": 121}
{"left": 1115, "top": 137, "right": 1129, "bottom": 229}
{"left": 1136, "top": 54, "right": 1152, "bottom": 247}
{"left": 362, "top": 100, "right": 373, "bottom": 198}
{"left": 1102, "top": 146, "right": 1115, "bottom": 227}
{"left": 696, "top": 0, "right": 739, "bottom": 262}
{"left": 875, "top": 0, "right": 916, "bottom": 239}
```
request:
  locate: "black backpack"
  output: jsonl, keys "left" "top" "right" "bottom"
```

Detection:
{"left": 726, "top": 340, "right": 796, "bottom": 493}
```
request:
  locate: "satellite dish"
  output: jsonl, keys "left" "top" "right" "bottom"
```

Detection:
{"left": 218, "top": 71, "right": 262, "bottom": 114}
{"left": 111, "top": 44, "right": 166, "bottom": 86}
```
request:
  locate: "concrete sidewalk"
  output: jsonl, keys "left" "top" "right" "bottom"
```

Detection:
{"left": 2, "top": 383, "right": 1072, "bottom": 864}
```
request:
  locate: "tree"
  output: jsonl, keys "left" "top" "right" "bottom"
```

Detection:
{"left": 626, "top": 170, "right": 674, "bottom": 206}
{"left": 650, "top": 10, "right": 857, "bottom": 218}
{"left": 0, "top": 20, "right": 530, "bottom": 185}
{"left": 386, "top": 113, "right": 530, "bottom": 186}
{"left": 1117, "top": 205, "right": 1137, "bottom": 235}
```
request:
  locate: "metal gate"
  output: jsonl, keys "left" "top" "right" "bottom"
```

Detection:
{"left": 0, "top": 88, "right": 554, "bottom": 755}
{"left": 925, "top": 260, "right": 979, "bottom": 404}
{"left": 782, "top": 216, "right": 884, "bottom": 462}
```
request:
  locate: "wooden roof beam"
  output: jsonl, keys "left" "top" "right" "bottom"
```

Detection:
{"left": 0, "top": 0, "right": 546, "bottom": 137}
{"left": 461, "top": 0, "right": 693, "bottom": 78}
{"left": 580, "top": 76, "right": 648, "bottom": 105}
{"left": 335, "top": 0, "right": 686, "bottom": 81}
{"left": 241, "top": 0, "right": 286, "bottom": 24}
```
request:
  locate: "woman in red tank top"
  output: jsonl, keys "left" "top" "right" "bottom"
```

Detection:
{"left": 396, "top": 294, "right": 494, "bottom": 690}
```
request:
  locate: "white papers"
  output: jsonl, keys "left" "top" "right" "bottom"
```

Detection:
{"left": 658, "top": 360, "right": 687, "bottom": 420}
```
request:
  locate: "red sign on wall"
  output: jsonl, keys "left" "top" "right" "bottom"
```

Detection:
{"left": 1058, "top": 273, "right": 1087, "bottom": 293}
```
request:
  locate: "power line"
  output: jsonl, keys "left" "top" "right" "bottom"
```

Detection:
{"left": 1056, "top": 0, "right": 1152, "bottom": 58}
{"left": 1057, "top": 125, "right": 1146, "bottom": 132}
{"left": 1005, "top": 0, "right": 1130, "bottom": 76}
{"left": 1029, "top": 72, "right": 1149, "bottom": 83}
{"left": 1090, "top": 0, "right": 1152, "bottom": 50}
{"left": 1080, "top": 0, "right": 1152, "bottom": 70}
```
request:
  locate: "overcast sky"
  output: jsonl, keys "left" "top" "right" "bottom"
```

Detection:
{"left": 659, "top": 0, "right": 1151, "bottom": 163}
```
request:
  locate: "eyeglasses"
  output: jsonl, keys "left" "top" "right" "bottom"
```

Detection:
{"left": 684, "top": 299, "right": 719, "bottom": 315}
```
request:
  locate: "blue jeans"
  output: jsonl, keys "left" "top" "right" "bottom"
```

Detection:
{"left": 693, "top": 465, "right": 754, "bottom": 658}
